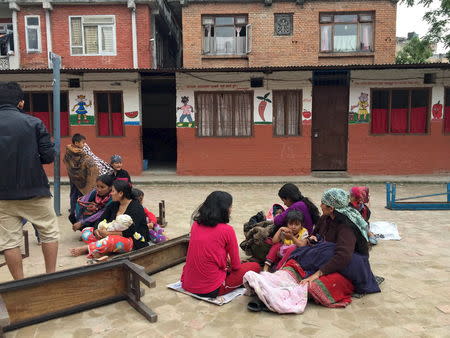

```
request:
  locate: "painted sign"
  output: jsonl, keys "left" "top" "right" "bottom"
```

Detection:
{"left": 432, "top": 101, "right": 443, "bottom": 120}
{"left": 349, "top": 92, "right": 370, "bottom": 124}
{"left": 176, "top": 95, "right": 195, "bottom": 128}
{"left": 69, "top": 91, "right": 94, "bottom": 125}
{"left": 254, "top": 90, "right": 272, "bottom": 124}
{"left": 124, "top": 111, "right": 140, "bottom": 125}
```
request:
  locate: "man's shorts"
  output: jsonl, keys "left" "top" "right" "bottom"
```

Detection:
{"left": 0, "top": 197, "right": 59, "bottom": 251}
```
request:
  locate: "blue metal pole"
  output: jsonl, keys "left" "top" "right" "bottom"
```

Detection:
{"left": 51, "top": 53, "right": 61, "bottom": 216}
{"left": 447, "top": 183, "right": 450, "bottom": 203}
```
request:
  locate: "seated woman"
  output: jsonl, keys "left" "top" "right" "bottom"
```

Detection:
{"left": 244, "top": 188, "right": 379, "bottom": 313}
{"left": 181, "top": 191, "right": 261, "bottom": 298}
{"left": 69, "top": 180, "right": 149, "bottom": 259}
{"left": 349, "top": 186, "right": 377, "bottom": 245}
{"left": 71, "top": 174, "right": 114, "bottom": 232}
{"left": 274, "top": 183, "right": 320, "bottom": 235}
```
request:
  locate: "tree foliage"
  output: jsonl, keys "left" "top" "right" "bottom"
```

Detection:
{"left": 396, "top": 36, "right": 433, "bottom": 63}
{"left": 401, "top": 0, "right": 450, "bottom": 58}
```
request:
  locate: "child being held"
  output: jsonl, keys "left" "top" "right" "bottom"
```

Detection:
{"left": 263, "top": 210, "right": 308, "bottom": 272}
{"left": 97, "top": 214, "right": 133, "bottom": 232}
{"left": 266, "top": 203, "right": 285, "bottom": 221}
{"left": 133, "top": 188, "right": 167, "bottom": 244}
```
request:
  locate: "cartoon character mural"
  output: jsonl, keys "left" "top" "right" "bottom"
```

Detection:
{"left": 350, "top": 92, "right": 370, "bottom": 123}
{"left": 177, "top": 96, "right": 195, "bottom": 127}
{"left": 72, "top": 95, "right": 92, "bottom": 124}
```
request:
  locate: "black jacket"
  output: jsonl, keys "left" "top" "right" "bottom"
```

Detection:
{"left": 0, "top": 104, "right": 55, "bottom": 200}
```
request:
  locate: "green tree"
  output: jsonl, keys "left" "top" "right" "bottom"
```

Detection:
{"left": 396, "top": 36, "right": 433, "bottom": 63}
{"left": 402, "top": 0, "right": 450, "bottom": 58}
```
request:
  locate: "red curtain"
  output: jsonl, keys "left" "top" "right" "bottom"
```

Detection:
{"left": 371, "top": 108, "right": 388, "bottom": 134}
{"left": 97, "top": 112, "right": 110, "bottom": 136}
{"left": 390, "top": 108, "right": 408, "bottom": 133}
{"left": 60, "top": 111, "right": 69, "bottom": 137}
{"left": 410, "top": 107, "right": 427, "bottom": 133}
{"left": 444, "top": 105, "right": 450, "bottom": 133}
{"left": 111, "top": 112, "right": 124, "bottom": 136}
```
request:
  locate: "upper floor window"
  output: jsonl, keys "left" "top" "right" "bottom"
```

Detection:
{"left": 371, "top": 88, "right": 430, "bottom": 135}
{"left": 320, "top": 13, "right": 373, "bottom": 53}
{"left": 202, "top": 16, "right": 251, "bottom": 55}
{"left": 25, "top": 16, "right": 41, "bottom": 53}
{"left": 70, "top": 16, "right": 116, "bottom": 56}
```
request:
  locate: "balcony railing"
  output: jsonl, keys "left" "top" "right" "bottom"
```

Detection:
{"left": 0, "top": 55, "right": 9, "bottom": 70}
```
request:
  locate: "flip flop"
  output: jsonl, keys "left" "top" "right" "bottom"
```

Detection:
{"left": 375, "top": 275, "right": 385, "bottom": 285}
{"left": 247, "top": 299, "right": 271, "bottom": 312}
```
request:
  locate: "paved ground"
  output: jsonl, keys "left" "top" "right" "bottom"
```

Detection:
{"left": 1, "top": 182, "right": 450, "bottom": 337}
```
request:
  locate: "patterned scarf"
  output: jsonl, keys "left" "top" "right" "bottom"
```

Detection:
{"left": 321, "top": 188, "right": 369, "bottom": 241}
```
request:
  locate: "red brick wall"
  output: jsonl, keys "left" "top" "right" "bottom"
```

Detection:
{"left": 348, "top": 121, "right": 450, "bottom": 174}
{"left": 18, "top": 4, "right": 153, "bottom": 69}
{"left": 44, "top": 125, "right": 143, "bottom": 177}
{"left": 176, "top": 125, "right": 312, "bottom": 175}
{"left": 182, "top": 0, "right": 396, "bottom": 68}
{"left": 18, "top": 7, "right": 48, "bottom": 68}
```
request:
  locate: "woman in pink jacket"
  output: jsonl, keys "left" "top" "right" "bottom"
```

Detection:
{"left": 181, "top": 191, "right": 260, "bottom": 298}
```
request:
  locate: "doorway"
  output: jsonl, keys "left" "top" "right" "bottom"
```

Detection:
{"left": 141, "top": 75, "right": 177, "bottom": 172}
{"left": 311, "top": 71, "right": 349, "bottom": 171}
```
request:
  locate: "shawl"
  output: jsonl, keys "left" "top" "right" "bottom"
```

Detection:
{"left": 63, "top": 144, "right": 99, "bottom": 195}
{"left": 321, "top": 188, "right": 369, "bottom": 241}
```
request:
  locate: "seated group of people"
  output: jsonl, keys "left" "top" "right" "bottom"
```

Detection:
{"left": 180, "top": 184, "right": 381, "bottom": 313}
{"left": 64, "top": 134, "right": 166, "bottom": 260}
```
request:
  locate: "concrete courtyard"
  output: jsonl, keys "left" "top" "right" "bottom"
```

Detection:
{"left": 1, "top": 182, "right": 449, "bottom": 337}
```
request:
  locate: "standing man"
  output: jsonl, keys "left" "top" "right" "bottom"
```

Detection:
{"left": 0, "top": 82, "right": 59, "bottom": 280}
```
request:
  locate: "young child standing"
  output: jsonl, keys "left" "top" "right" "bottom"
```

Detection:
{"left": 110, "top": 155, "right": 132, "bottom": 184}
{"left": 133, "top": 189, "right": 166, "bottom": 244}
{"left": 263, "top": 210, "right": 308, "bottom": 272}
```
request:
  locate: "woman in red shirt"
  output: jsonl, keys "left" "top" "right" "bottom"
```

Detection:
{"left": 181, "top": 191, "right": 260, "bottom": 298}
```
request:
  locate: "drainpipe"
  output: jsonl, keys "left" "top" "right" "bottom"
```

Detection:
{"left": 43, "top": 1, "right": 53, "bottom": 68}
{"left": 128, "top": 0, "right": 138, "bottom": 69}
{"left": 9, "top": 1, "right": 20, "bottom": 69}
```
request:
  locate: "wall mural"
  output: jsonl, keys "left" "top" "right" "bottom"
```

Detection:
{"left": 124, "top": 111, "right": 140, "bottom": 125}
{"left": 176, "top": 95, "right": 195, "bottom": 128}
{"left": 302, "top": 110, "right": 312, "bottom": 125}
{"left": 69, "top": 91, "right": 95, "bottom": 125}
{"left": 254, "top": 90, "right": 272, "bottom": 124}
{"left": 432, "top": 101, "right": 443, "bottom": 120}
{"left": 349, "top": 92, "right": 370, "bottom": 124}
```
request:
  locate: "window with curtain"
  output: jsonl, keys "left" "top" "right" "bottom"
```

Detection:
{"left": 70, "top": 16, "right": 116, "bottom": 55}
{"left": 202, "top": 16, "right": 251, "bottom": 55}
{"left": 371, "top": 88, "right": 430, "bottom": 135}
{"left": 195, "top": 92, "right": 252, "bottom": 137}
{"left": 95, "top": 92, "right": 123, "bottom": 137}
{"left": 444, "top": 87, "right": 450, "bottom": 134}
{"left": 25, "top": 16, "right": 41, "bottom": 53}
{"left": 320, "top": 13, "right": 373, "bottom": 52}
{"left": 273, "top": 90, "right": 302, "bottom": 136}
{"left": 23, "top": 92, "right": 70, "bottom": 137}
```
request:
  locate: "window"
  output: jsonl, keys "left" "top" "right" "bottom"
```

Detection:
{"left": 320, "top": 13, "right": 373, "bottom": 53}
{"left": 273, "top": 90, "right": 302, "bottom": 136}
{"left": 195, "top": 92, "right": 252, "bottom": 137}
{"left": 444, "top": 88, "right": 450, "bottom": 134}
{"left": 274, "top": 14, "right": 293, "bottom": 36}
{"left": 23, "top": 92, "right": 70, "bottom": 137}
{"left": 202, "top": 16, "right": 251, "bottom": 55}
{"left": 25, "top": 16, "right": 41, "bottom": 53}
{"left": 70, "top": 16, "right": 116, "bottom": 55}
{"left": 371, "top": 88, "right": 430, "bottom": 134}
{"left": 95, "top": 92, "right": 123, "bottom": 137}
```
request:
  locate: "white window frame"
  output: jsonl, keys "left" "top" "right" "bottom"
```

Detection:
{"left": 25, "top": 15, "right": 41, "bottom": 53}
{"left": 69, "top": 15, "right": 117, "bottom": 56}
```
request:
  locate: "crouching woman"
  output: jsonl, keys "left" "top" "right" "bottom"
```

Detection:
{"left": 181, "top": 191, "right": 260, "bottom": 298}
{"left": 70, "top": 180, "right": 149, "bottom": 259}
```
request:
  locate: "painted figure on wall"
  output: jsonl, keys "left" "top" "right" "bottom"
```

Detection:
{"left": 72, "top": 95, "right": 92, "bottom": 124}
{"left": 432, "top": 101, "right": 443, "bottom": 120}
{"left": 350, "top": 92, "right": 369, "bottom": 122}
{"left": 256, "top": 92, "right": 272, "bottom": 122}
{"left": 177, "top": 96, "right": 194, "bottom": 127}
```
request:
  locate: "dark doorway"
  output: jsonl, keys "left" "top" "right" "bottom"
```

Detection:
{"left": 141, "top": 75, "right": 177, "bottom": 171}
{"left": 311, "top": 71, "right": 349, "bottom": 171}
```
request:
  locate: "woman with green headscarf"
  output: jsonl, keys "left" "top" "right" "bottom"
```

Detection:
{"left": 299, "top": 188, "right": 370, "bottom": 285}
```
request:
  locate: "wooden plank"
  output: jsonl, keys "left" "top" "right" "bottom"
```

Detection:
{"left": 112, "top": 235, "right": 189, "bottom": 274}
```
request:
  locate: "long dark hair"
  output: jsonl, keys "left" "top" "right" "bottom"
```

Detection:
{"left": 278, "top": 183, "right": 320, "bottom": 224}
{"left": 194, "top": 191, "right": 232, "bottom": 227}
{"left": 113, "top": 180, "right": 134, "bottom": 200}
{"left": 97, "top": 174, "right": 114, "bottom": 187}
